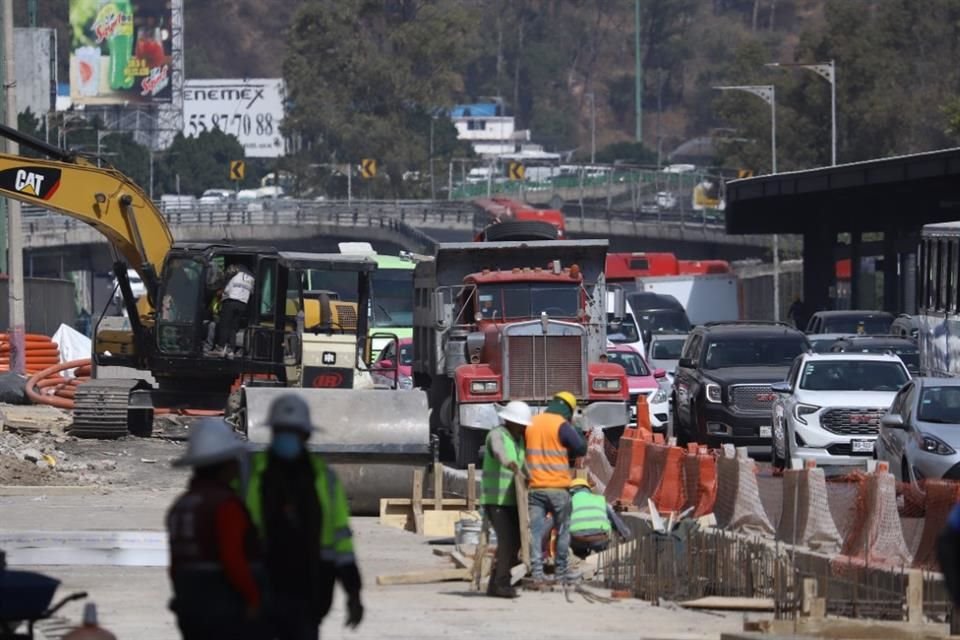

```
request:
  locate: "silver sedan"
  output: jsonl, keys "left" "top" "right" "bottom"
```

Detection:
{"left": 877, "top": 377, "right": 960, "bottom": 483}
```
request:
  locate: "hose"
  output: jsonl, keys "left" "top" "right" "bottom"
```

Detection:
{"left": 25, "top": 356, "right": 224, "bottom": 417}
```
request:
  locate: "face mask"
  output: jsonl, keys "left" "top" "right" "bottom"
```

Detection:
{"left": 271, "top": 431, "right": 303, "bottom": 460}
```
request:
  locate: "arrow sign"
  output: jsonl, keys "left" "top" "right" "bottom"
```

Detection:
{"left": 508, "top": 161, "right": 525, "bottom": 181}
{"left": 361, "top": 158, "right": 377, "bottom": 179}
{"left": 230, "top": 160, "right": 245, "bottom": 181}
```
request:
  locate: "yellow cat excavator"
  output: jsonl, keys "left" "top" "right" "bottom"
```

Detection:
{"left": 0, "top": 124, "right": 430, "bottom": 513}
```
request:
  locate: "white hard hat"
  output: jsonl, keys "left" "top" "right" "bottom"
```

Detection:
{"left": 172, "top": 418, "right": 246, "bottom": 468}
{"left": 498, "top": 400, "right": 533, "bottom": 427}
{"left": 267, "top": 394, "right": 315, "bottom": 434}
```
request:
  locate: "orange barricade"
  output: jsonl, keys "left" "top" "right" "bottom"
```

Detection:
{"left": 838, "top": 461, "right": 912, "bottom": 568}
{"left": 912, "top": 479, "right": 960, "bottom": 569}
{"left": 622, "top": 435, "right": 651, "bottom": 505}
{"left": 651, "top": 444, "right": 687, "bottom": 513}
{"left": 635, "top": 394, "right": 652, "bottom": 440}
{"left": 633, "top": 440, "right": 665, "bottom": 509}
{"left": 603, "top": 434, "right": 636, "bottom": 504}
{"left": 683, "top": 444, "right": 717, "bottom": 517}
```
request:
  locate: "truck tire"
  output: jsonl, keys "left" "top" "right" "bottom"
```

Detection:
{"left": 481, "top": 220, "right": 558, "bottom": 241}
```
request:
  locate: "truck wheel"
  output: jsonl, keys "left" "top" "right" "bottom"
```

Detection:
{"left": 482, "top": 220, "right": 558, "bottom": 241}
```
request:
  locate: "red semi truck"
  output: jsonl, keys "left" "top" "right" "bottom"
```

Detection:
{"left": 412, "top": 240, "right": 629, "bottom": 467}
{"left": 472, "top": 197, "right": 567, "bottom": 241}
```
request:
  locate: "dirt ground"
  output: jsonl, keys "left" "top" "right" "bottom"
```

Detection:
{"left": 0, "top": 410, "right": 747, "bottom": 640}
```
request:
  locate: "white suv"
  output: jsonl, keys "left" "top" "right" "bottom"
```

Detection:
{"left": 770, "top": 352, "right": 911, "bottom": 470}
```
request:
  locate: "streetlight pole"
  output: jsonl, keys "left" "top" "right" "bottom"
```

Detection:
{"left": 2, "top": 0, "right": 24, "bottom": 374}
{"left": 714, "top": 84, "right": 780, "bottom": 321}
{"left": 766, "top": 60, "right": 836, "bottom": 165}
{"left": 586, "top": 91, "right": 596, "bottom": 164}
{"left": 634, "top": 0, "right": 642, "bottom": 143}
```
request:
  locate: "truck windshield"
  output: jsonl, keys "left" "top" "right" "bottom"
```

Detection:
{"left": 371, "top": 270, "right": 413, "bottom": 328}
{"left": 635, "top": 309, "right": 691, "bottom": 333}
{"left": 477, "top": 283, "right": 580, "bottom": 320}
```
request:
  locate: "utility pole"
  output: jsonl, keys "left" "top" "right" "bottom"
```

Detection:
{"left": 3, "top": 0, "right": 25, "bottom": 374}
{"left": 634, "top": 0, "right": 642, "bottom": 143}
{"left": 587, "top": 92, "right": 596, "bottom": 164}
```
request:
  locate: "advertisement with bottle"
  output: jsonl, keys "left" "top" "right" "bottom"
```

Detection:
{"left": 69, "top": 0, "right": 173, "bottom": 105}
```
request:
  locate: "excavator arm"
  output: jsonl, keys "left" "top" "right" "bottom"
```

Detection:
{"left": 0, "top": 124, "right": 174, "bottom": 308}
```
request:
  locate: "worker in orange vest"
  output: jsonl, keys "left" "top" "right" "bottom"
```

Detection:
{"left": 524, "top": 391, "right": 586, "bottom": 587}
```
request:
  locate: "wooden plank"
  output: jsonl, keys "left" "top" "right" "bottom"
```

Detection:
{"left": 449, "top": 550, "right": 470, "bottom": 569}
{"left": 471, "top": 518, "right": 489, "bottom": 591}
{"left": 907, "top": 569, "right": 924, "bottom": 625}
{"left": 423, "top": 510, "right": 479, "bottom": 537}
{"left": 433, "top": 462, "right": 443, "bottom": 511}
{"left": 379, "top": 498, "right": 468, "bottom": 508}
{"left": 376, "top": 568, "right": 470, "bottom": 586}
{"left": 412, "top": 468, "right": 424, "bottom": 535}
{"left": 680, "top": 597, "right": 776, "bottom": 612}
{"left": 466, "top": 464, "right": 476, "bottom": 512}
{"left": 515, "top": 472, "right": 531, "bottom": 569}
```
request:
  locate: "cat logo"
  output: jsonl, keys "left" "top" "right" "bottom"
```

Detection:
{"left": 0, "top": 167, "right": 62, "bottom": 201}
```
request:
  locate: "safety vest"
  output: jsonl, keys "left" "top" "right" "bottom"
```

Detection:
{"left": 244, "top": 452, "right": 355, "bottom": 568}
{"left": 525, "top": 412, "right": 572, "bottom": 489}
{"left": 569, "top": 489, "right": 611, "bottom": 536}
{"left": 480, "top": 426, "right": 524, "bottom": 506}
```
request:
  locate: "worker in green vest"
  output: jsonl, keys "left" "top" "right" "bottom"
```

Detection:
{"left": 480, "top": 400, "right": 532, "bottom": 599}
{"left": 568, "top": 477, "right": 631, "bottom": 561}
{"left": 244, "top": 394, "right": 363, "bottom": 640}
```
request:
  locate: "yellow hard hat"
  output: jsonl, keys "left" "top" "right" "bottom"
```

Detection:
{"left": 569, "top": 477, "right": 592, "bottom": 490}
{"left": 554, "top": 391, "right": 577, "bottom": 411}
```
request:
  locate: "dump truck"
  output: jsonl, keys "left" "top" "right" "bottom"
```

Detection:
{"left": 412, "top": 240, "right": 629, "bottom": 467}
{"left": 0, "top": 124, "right": 429, "bottom": 514}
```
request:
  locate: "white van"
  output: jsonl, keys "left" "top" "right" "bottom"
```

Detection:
{"left": 606, "top": 291, "right": 645, "bottom": 354}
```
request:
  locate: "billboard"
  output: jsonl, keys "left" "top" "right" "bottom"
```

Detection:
{"left": 14, "top": 28, "right": 54, "bottom": 118}
{"left": 69, "top": 0, "right": 172, "bottom": 105}
{"left": 183, "top": 79, "right": 286, "bottom": 158}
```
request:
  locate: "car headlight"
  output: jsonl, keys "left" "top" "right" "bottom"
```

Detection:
{"left": 705, "top": 383, "right": 722, "bottom": 403}
{"left": 592, "top": 378, "right": 622, "bottom": 392}
{"left": 794, "top": 404, "right": 820, "bottom": 425}
{"left": 652, "top": 387, "right": 668, "bottom": 404}
{"left": 470, "top": 380, "right": 499, "bottom": 394}
{"left": 921, "top": 435, "right": 956, "bottom": 456}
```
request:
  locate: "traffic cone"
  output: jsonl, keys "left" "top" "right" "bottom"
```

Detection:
{"left": 636, "top": 394, "right": 652, "bottom": 440}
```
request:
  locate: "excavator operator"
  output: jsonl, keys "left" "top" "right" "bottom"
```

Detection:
{"left": 214, "top": 263, "right": 255, "bottom": 358}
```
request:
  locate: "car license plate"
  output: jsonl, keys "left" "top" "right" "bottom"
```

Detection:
{"left": 852, "top": 439, "right": 874, "bottom": 453}
{"left": 759, "top": 426, "right": 772, "bottom": 438}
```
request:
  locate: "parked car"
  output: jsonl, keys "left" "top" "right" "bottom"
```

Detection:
{"left": 771, "top": 352, "right": 911, "bottom": 470}
{"left": 646, "top": 333, "right": 687, "bottom": 384}
{"left": 199, "top": 188, "right": 233, "bottom": 205}
{"left": 672, "top": 321, "right": 808, "bottom": 449}
{"left": 829, "top": 334, "right": 920, "bottom": 374}
{"left": 805, "top": 310, "right": 895, "bottom": 335}
{"left": 606, "top": 344, "right": 670, "bottom": 436}
{"left": 159, "top": 194, "right": 197, "bottom": 212}
{"left": 370, "top": 338, "right": 414, "bottom": 390}
{"left": 878, "top": 378, "right": 960, "bottom": 483}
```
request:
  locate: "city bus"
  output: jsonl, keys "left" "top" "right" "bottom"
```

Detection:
{"left": 916, "top": 221, "right": 960, "bottom": 376}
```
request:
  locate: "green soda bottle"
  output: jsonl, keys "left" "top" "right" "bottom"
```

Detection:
{"left": 101, "top": 0, "right": 134, "bottom": 90}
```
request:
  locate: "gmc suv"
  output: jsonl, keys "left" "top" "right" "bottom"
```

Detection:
{"left": 673, "top": 322, "right": 809, "bottom": 449}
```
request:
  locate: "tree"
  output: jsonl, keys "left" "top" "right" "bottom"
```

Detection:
{"left": 155, "top": 130, "right": 247, "bottom": 197}
{"left": 283, "top": 0, "right": 479, "bottom": 196}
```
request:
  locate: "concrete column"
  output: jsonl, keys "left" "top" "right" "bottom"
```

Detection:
{"left": 901, "top": 250, "right": 917, "bottom": 315}
{"left": 803, "top": 225, "right": 833, "bottom": 313}
{"left": 850, "top": 231, "right": 861, "bottom": 309}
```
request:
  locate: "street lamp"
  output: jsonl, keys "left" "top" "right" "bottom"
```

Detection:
{"left": 713, "top": 84, "right": 780, "bottom": 321}
{"left": 586, "top": 91, "right": 596, "bottom": 164}
{"left": 766, "top": 60, "right": 836, "bottom": 166}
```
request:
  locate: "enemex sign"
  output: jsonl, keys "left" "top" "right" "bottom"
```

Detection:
{"left": 183, "top": 78, "right": 286, "bottom": 158}
{"left": 0, "top": 167, "right": 62, "bottom": 200}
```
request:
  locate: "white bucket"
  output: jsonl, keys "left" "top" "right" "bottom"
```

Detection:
{"left": 455, "top": 518, "right": 497, "bottom": 546}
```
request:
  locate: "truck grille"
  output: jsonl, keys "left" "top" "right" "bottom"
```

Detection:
{"left": 729, "top": 384, "right": 777, "bottom": 413}
{"left": 820, "top": 408, "right": 884, "bottom": 436}
{"left": 507, "top": 335, "right": 583, "bottom": 399}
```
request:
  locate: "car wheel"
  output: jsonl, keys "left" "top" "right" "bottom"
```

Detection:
{"left": 771, "top": 426, "right": 786, "bottom": 471}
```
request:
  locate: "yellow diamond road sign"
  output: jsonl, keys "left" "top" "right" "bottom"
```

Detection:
{"left": 508, "top": 161, "right": 525, "bottom": 181}
{"left": 361, "top": 158, "right": 377, "bottom": 179}
{"left": 230, "top": 160, "right": 245, "bottom": 181}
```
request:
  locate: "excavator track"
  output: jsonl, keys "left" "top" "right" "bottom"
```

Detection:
{"left": 71, "top": 379, "right": 142, "bottom": 439}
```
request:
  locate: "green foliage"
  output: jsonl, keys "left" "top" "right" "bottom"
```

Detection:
{"left": 154, "top": 129, "right": 247, "bottom": 197}
{"left": 283, "top": 0, "right": 478, "bottom": 196}
{"left": 593, "top": 141, "right": 657, "bottom": 165}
